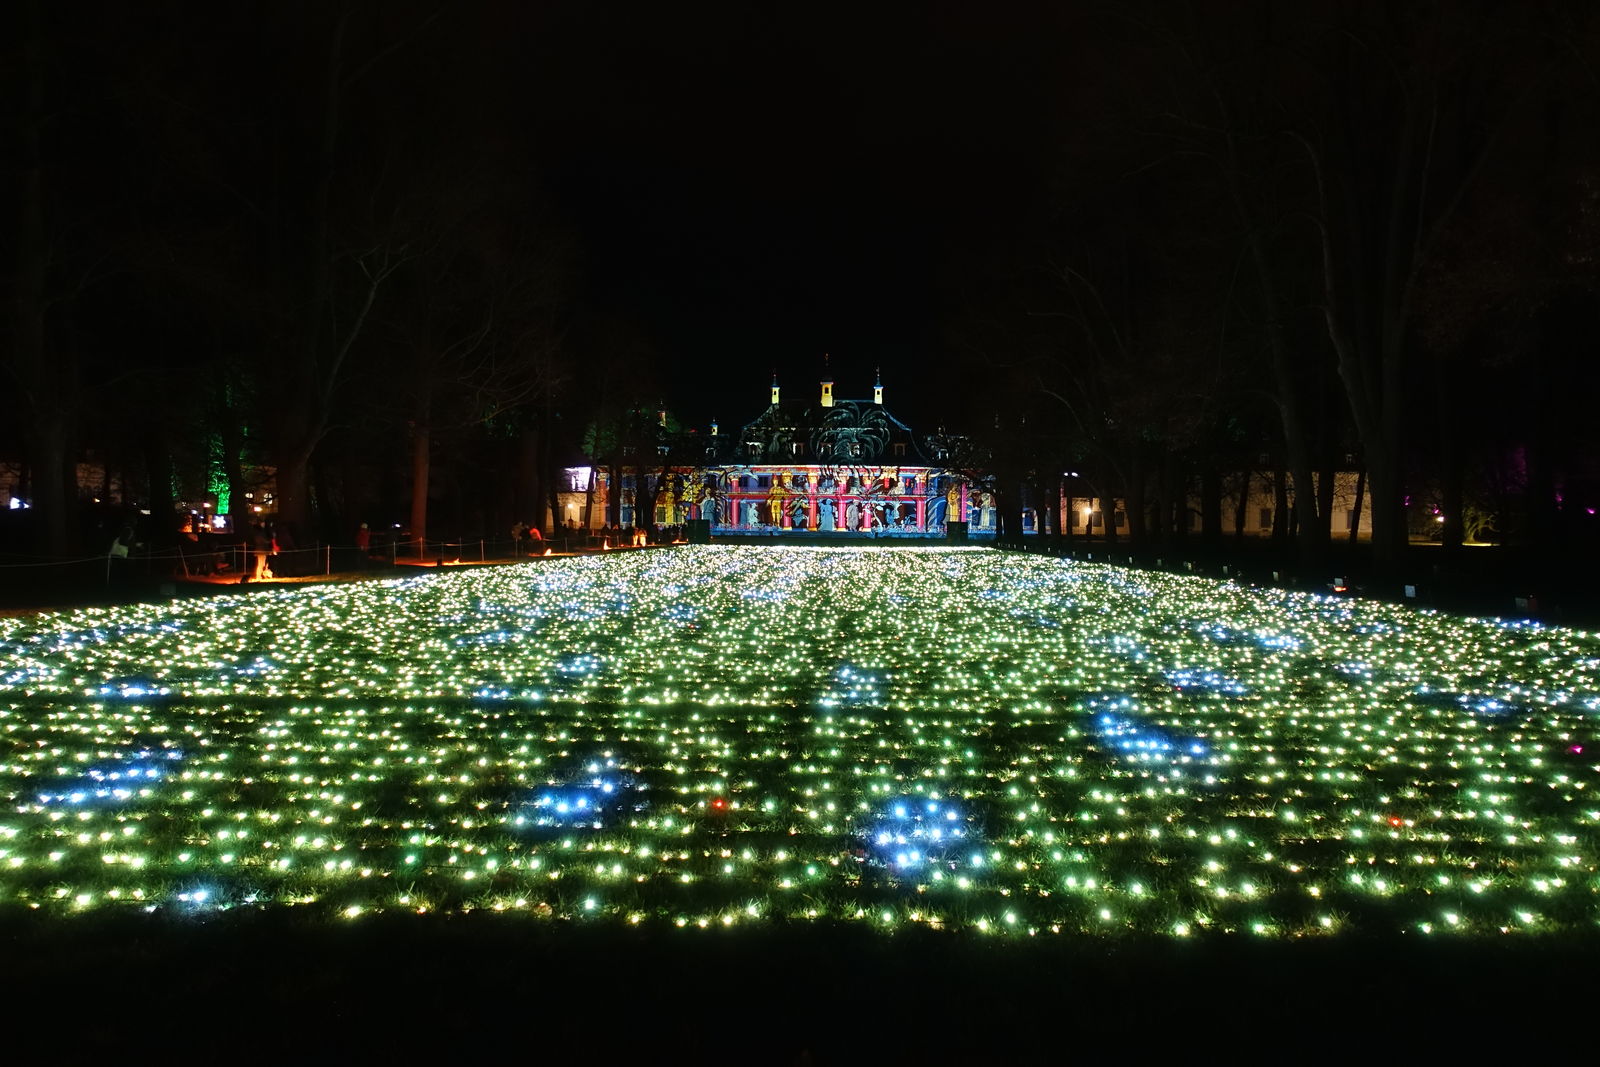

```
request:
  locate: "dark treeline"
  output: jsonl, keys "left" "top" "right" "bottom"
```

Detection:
{"left": 945, "top": 0, "right": 1600, "bottom": 572}
{"left": 3, "top": 1, "right": 1598, "bottom": 573}
{"left": 2, "top": 1, "right": 586, "bottom": 557}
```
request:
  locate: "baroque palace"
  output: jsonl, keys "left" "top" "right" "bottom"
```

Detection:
{"left": 554, "top": 364, "right": 989, "bottom": 538}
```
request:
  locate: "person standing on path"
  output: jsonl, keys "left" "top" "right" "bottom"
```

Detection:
{"left": 250, "top": 521, "right": 273, "bottom": 581}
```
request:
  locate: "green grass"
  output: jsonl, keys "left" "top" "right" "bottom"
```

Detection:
{"left": 2, "top": 545, "right": 1597, "bottom": 942}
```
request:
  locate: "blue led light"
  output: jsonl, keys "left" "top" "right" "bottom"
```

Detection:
{"left": 1165, "top": 668, "right": 1248, "bottom": 696}
{"left": 1085, "top": 698, "right": 1209, "bottom": 767}
{"left": 865, "top": 796, "right": 972, "bottom": 870}
{"left": 35, "top": 748, "right": 182, "bottom": 805}
{"left": 522, "top": 758, "right": 644, "bottom": 829}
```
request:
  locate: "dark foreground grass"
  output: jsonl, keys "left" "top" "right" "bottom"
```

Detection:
{"left": 6, "top": 912, "right": 1595, "bottom": 1062}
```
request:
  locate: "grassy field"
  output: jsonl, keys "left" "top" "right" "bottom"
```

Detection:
{"left": 3, "top": 545, "right": 1598, "bottom": 1054}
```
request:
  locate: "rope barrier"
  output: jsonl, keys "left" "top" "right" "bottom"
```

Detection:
{"left": 0, "top": 531, "right": 658, "bottom": 579}
{"left": 0, "top": 554, "right": 114, "bottom": 568}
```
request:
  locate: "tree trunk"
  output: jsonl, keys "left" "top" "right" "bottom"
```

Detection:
{"left": 274, "top": 444, "right": 314, "bottom": 547}
{"left": 339, "top": 446, "right": 363, "bottom": 531}
{"left": 1233, "top": 470, "right": 1249, "bottom": 539}
{"left": 1439, "top": 435, "right": 1465, "bottom": 554}
{"left": 1201, "top": 464, "right": 1222, "bottom": 548}
{"left": 312, "top": 458, "right": 337, "bottom": 543}
{"left": 636, "top": 470, "right": 659, "bottom": 535}
{"left": 1272, "top": 464, "right": 1290, "bottom": 544}
{"left": 1150, "top": 452, "right": 1171, "bottom": 548}
{"left": 1316, "top": 457, "right": 1337, "bottom": 558}
{"left": 1364, "top": 455, "right": 1407, "bottom": 566}
{"left": 26, "top": 415, "right": 76, "bottom": 556}
{"left": 998, "top": 481, "right": 1023, "bottom": 545}
{"left": 409, "top": 420, "right": 430, "bottom": 550}
{"left": 143, "top": 426, "right": 176, "bottom": 548}
{"left": 11, "top": 1, "right": 76, "bottom": 557}
{"left": 514, "top": 425, "right": 533, "bottom": 527}
{"left": 1045, "top": 476, "right": 1062, "bottom": 549}
{"left": 581, "top": 473, "right": 595, "bottom": 530}
{"left": 1126, "top": 448, "right": 1146, "bottom": 548}
{"left": 1348, "top": 467, "right": 1366, "bottom": 546}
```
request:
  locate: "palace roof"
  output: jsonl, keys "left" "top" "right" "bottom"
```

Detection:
{"left": 715, "top": 391, "right": 932, "bottom": 467}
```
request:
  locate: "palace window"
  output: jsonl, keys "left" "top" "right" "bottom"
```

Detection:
{"left": 893, "top": 442, "right": 906, "bottom": 457}
{"left": 791, "top": 442, "right": 804, "bottom": 456}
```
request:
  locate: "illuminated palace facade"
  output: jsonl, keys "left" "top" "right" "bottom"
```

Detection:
{"left": 702, "top": 369, "right": 971, "bottom": 536}
{"left": 550, "top": 369, "right": 984, "bottom": 536}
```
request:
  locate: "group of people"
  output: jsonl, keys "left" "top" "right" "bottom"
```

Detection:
{"left": 103, "top": 515, "right": 285, "bottom": 584}
{"left": 509, "top": 521, "right": 545, "bottom": 554}
{"left": 592, "top": 521, "right": 681, "bottom": 547}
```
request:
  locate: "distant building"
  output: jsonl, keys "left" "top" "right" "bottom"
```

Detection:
{"left": 551, "top": 364, "right": 981, "bottom": 536}
{"left": 702, "top": 364, "right": 970, "bottom": 535}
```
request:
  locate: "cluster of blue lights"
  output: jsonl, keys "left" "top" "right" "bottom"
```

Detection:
{"left": 94, "top": 679, "right": 173, "bottom": 700}
{"left": 1165, "top": 669, "right": 1249, "bottom": 696}
{"left": 1085, "top": 697, "right": 1208, "bottom": 765}
{"left": 521, "top": 760, "right": 644, "bottom": 829}
{"left": 823, "top": 666, "right": 884, "bottom": 708}
{"left": 867, "top": 797, "right": 970, "bottom": 870}
{"left": 37, "top": 750, "right": 183, "bottom": 805}
{"left": 556, "top": 654, "right": 603, "bottom": 676}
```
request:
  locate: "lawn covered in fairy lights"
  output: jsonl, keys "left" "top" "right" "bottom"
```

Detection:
{"left": 2, "top": 544, "right": 1597, "bottom": 940}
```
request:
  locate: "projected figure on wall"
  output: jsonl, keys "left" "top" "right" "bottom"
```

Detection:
{"left": 970, "top": 491, "right": 994, "bottom": 530}
{"left": 819, "top": 498, "right": 836, "bottom": 531}
{"left": 767, "top": 480, "right": 789, "bottom": 526}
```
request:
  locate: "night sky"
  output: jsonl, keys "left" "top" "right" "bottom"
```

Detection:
{"left": 11, "top": 0, "right": 1598, "bottom": 553}
{"left": 492, "top": 3, "right": 1072, "bottom": 427}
